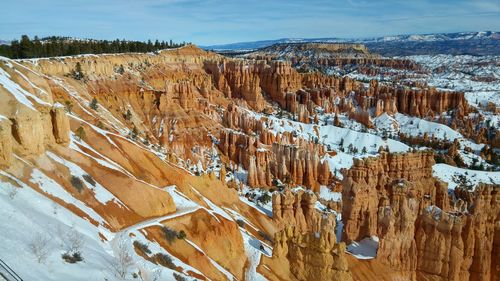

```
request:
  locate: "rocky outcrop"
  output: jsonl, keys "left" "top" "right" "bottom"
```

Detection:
{"left": 272, "top": 189, "right": 335, "bottom": 233}
{"left": 273, "top": 226, "right": 353, "bottom": 281}
{"left": 342, "top": 151, "right": 444, "bottom": 243}
{"left": 218, "top": 129, "right": 331, "bottom": 190}
{"left": 342, "top": 151, "right": 498, "bottom": 280}
{"left": 10, "top": 106, "right": 46, "bottom": 156}
{"left": 244, "top": 42, "right": 421, "bottom": 72}
{"left": 51, "top": 103, "right": 70, "bottom": 145}
{"left": 203, "top": 60, "right": 266, "bottom": 110}
{"left": 358, "top": 80, "right": 468, "bottom": 118}
{"left": 0, "top": 117, "right": 12, "bottom": 168}
{"left": 341, "top": 151, "right": 447, "bottom": 277}
{"left": 259, "top": 61, "right": 302, "bottom": 108}
{"left": 414, "top": 184, "right": 499, "bottom": 281}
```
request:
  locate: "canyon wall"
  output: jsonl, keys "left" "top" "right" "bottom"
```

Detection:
{"left": 219, "top": 105, "right": 331, "bottom": 190}
{"left": 341, "top": 151, "right": 499, "bottom": 281}
{"left": 272, "top": 189, "right": 335, "bottom": 233}
{"left": 272, "top": 226, "right": 353, "bottom": 281}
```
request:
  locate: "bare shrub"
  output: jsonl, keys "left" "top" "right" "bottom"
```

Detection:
{"left": 8, "top": 186, "right": 18, "bottom": 199}
{"left": 107, "top": 240, "right": 135, "bottom": 279}
{"left": 63, "top": 229, "right": 84, "bottom": 254}
{"left": 29, "top": 233, "right": 51, "bottom": 263}
{"left": 139, "top": 268, "right": 162, "bottom": 281}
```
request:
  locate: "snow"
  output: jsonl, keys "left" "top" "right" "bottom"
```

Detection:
{"left": 240, "top": 231, "right": 270, "bottom": 281}
{"left": 0, "top": 170, "right": 116, "bottom": 281}
{"left": 184, "top": 239, "right": 237, "bottom": 281}
{"left": 318, "top": 186, "right": 342, "bottom": 202}
{"left": 0, "top": 67, "right": 51, "bottom": 110}
{"left": 325, "top": 152, "right": 354, "bottom": 179}
{"left": 347, "top": 236, "right": 379, "bottom": 259}
{"left": 239, "top": 186, "right": 273, "bottom": 217}
{"left": 69, "top": 134, "right": 126, "bottom": 173}
{"left": 425, "top": 205, "right": 443, "bottom": 221}
{"left": 432, "top": 163, "right": 500, "bottom": 190}
{"left": 335, "top": 213, "right": 343, "bottom": 243}
{"left": 465, "top": 91, "right": 500, "bottom": 107}
{"left": 29, "top": 168, "right": 108, "bottom": 227}
{"left": 190, "top": 186, "right": 234, "bottom": 222}
{"left": 388, "top": 113, "right": 462, "bottom": 140}
{"left": 47, "top": 152, "right": 127, "bottom": 208}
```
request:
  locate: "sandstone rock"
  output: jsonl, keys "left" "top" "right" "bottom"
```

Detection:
{"left": 0, "top": 117, "right": 13, "bottom": 168}
{"left": 272, "top": 189, "right": 335, "bottom": 233}
{"left": 273, "top": 226, "right": 353, "bottom": 281}
{"left": 342, "top": 151, "right": 498, "bottom": 281}
{"left": 11, "top": 106, "right": 46, "bottom": 156}
{"left": 51, "top": 103, "right": 70, "bottom": 145}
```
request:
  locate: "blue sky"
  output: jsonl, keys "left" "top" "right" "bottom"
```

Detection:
{"left": 1, "top": 0, "right": 499, "bottom": 45}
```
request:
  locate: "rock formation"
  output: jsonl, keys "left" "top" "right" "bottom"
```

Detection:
{"left": 204, "top": 60, "right": 266, "bottom": 110}
{"left": 51, "top": 103, "right": 71, "bottom": 145}
{"left": 218, "top": 129, "right": 331, "bottom": 190}
{"left": 342, "top": 151, "right": 499, "bottom": 281}
{"left": 272, "top": 226, "right": 353, "bottom": 281}
{"left": 10, "top": 106, "right": 47, "bottom": 156}
{"left": 0, "top": 117, "right": 12, "bottom": 168}
{"left": 272, "top": 189, "right": 335, "bottom": 233}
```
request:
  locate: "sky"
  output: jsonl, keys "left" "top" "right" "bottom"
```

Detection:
{"left": 1, "top": 0, "right": 500, "bottom": 45}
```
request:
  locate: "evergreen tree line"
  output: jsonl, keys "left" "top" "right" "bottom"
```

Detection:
{"left": 0, "top": 35, "right": 187, "bottom": 59}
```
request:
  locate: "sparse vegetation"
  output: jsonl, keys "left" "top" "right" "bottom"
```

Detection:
{"left": 236, "top": 219, "right": 245, "bottom": 228}
{"left": 75, "top": 126, "right": 86, "bottom": 141}
{"left": 172, "top": 273, "right": 187, "bottom": 281}
{"left": 124, "top": 109, "right": 132, "bottom": 121}
{"left": 82, "top": 174, "right": 96, "bottom": 187}
{"left": 258, "top": 230, "right": 273, "bottom": 244}
{"left": 154, "top": 253, "right": 175, "bottom": 269}
{"left": 7, "top": 185, "right": 18, "bottom": 199}
{"left": 130, "top": 126, "right": 139, "bottom": 140}
{"left": 62, "top": 251, "right": 83, "bottom": 263}
{"left": 29, "top": 233, "right": 51, "bottom": 263}
{"left": 176, "top": 230, "right": 187, "bottom": 240}
{"left": 256, "top": 193, "right": 272, "bottom": 206}
{"left": 117, "top": 64, "right": 125, "bottom": 75}
{"left": 71, "top": 62, "right": 84, "bottom": 80}
{"left": 162, "top": 226, "right": 178, "bottom": 244}
{"left": 64, "top": 100, "right": 73, "bottom": 113}
{"left": 133, "top": 241, "right": 151, "bottom": 255}
{"left": 70, "top": 176, "right": 84, "bottom": 192}
{"left": 107, "top": 240, "right": 135, "bottom": 279}
{"left": 89, "top": 98, "right": 98, "bottom": 110}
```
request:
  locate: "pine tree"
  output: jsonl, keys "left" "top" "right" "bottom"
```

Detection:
{"left": 117, "top": 64, "right": 125, "bottom": 75}
{"left": 75, "top": 126, "right": 86, "bottom": 141}
{"left": 19, "top": 35, "right": 33, "bottom": 58}
{"left": 124, "top": 109, "right": 132, "bottom": 121}
{"left": 64, "top": 100, "right": 73, "bottom": 113}
{"left": 130, "top": 126, "right": 138, "bottom": 140}
{"left": 72, "top": 62, "right": 84, "bottom": 80}
{"left": 89, "top": 98, "right": 98, "bottom": 110}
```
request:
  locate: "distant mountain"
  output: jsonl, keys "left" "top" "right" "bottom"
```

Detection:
{"left": 0, "top": 40, "right": 10, "bottom": 45}
{"left": 202, "top": 31, "right": 500, "bottom": 56}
